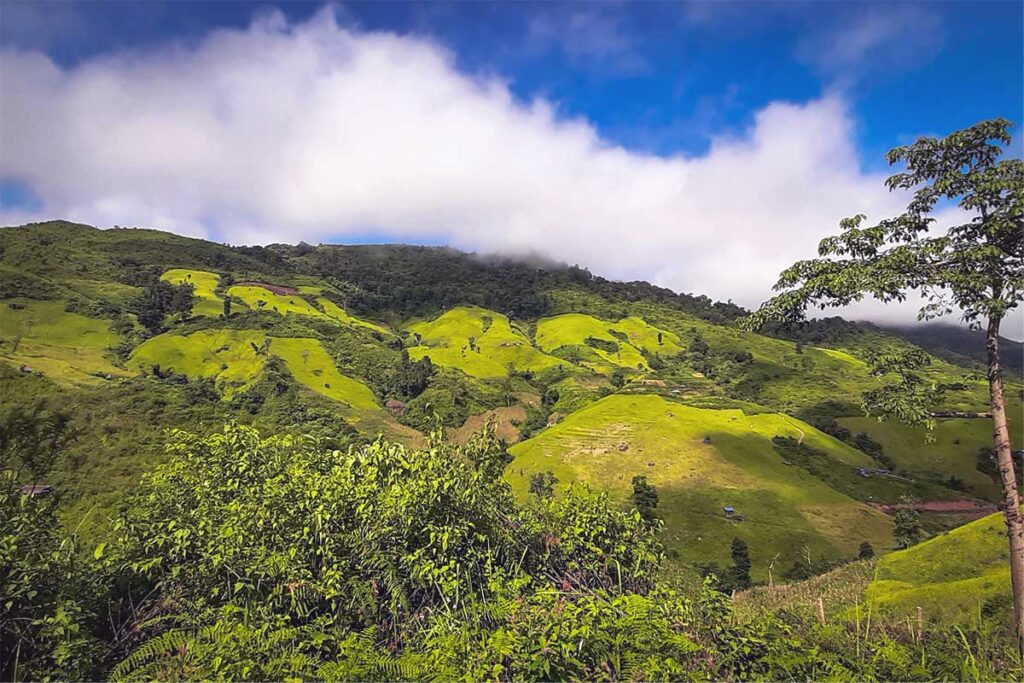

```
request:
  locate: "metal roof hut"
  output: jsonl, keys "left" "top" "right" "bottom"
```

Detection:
{"left": 19, "top": 484, "right": 53, "bottom": 498}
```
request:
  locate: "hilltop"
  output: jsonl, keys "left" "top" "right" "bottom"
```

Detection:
{"left": 1, "top": 220, "right": 1022, "bottom": 576}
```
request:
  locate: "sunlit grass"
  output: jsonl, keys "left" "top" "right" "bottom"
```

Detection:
{"left": 407, "top": 305, "right": 567, "bottom": 378}
{"left": 508, "top": 394, "right": 893, "bottom": 578}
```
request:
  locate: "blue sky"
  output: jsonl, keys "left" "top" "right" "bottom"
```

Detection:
{"left": 4, "top": 1, "right": 1021, "bottom": 162}
{"left": 1, "top": 1, "right": 1022, "bottom": 330}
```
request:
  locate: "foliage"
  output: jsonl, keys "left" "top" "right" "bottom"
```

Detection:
{"left": 1, "top": 405, "right": 100, "bottom": 681}
{"left": 894, "top": 496, "right": 923, "bottom": 550}
{"left": 747, "top": 119, "right": 1022, "bottom": 331}
{"left": 131, "top": 279, "right": 194, "bottom": 334}
{"left": 529, "top": 471, "right": 558, "bottom": 500}
{"left": 631, "top": 474, "right": 659, "bottom": 525}
{"left": 730, "top": 537, "right": 752, "bottom": 590}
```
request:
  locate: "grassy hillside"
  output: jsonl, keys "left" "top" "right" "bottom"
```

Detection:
{"left": 864, "top": 511, "right": 1010, "bottom": 627}
{"left": 131, "top": 329, "right": 380, "bottom": 410}
{"left": 3, "top": 220, "right": 1021, "bottom": 584}
{"left": 161, "top": 268, "right": 224, "bottom": 317}
{"left": 739, "top": 510, "right": 1012, "bottom": 632}
{"left": 407, "top": 305, "right": 567, "bottom": 378}
{"left": 838, "top": 416, "right": 1014, "bottom": 501}
{"left": 507, "top": 394, "right": 894, "bottom": 579}
{"left": 535, "top": 313, "right": 683, "bottom": 373}
{"left": 0, "top": 298, "right": 129, "bottom": 384}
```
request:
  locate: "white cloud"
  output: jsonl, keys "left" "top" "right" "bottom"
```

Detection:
{"left": 2, "top": 7, "right": 1017, "bottom": 335}
{"left": 796, "top": 4, "right": 945, "bottom": 82}
{"left": 524, "top": 5, "right": 647, "bottom": 76}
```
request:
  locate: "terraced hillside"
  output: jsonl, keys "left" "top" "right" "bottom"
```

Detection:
{"left": 407, "top": 305, "right": 567, "bottom": 378}
{"left": 507, "top": 394, "right": 894, "bottom": 578}
{"left": 0, "top": 298, "right": 130, "bottom": 384}
{"left": 535, "top": 313, "right": 684, "bottom": 373}
{"left": 131, "top": 329, "right": 380, "bottom": 410}
{"left": 2, "top": 221, "right": 1021, "bottom": 582}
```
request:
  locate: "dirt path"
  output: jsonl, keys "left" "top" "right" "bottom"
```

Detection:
{"left": 869, "top": 499, "right": 997, "bottom": 515}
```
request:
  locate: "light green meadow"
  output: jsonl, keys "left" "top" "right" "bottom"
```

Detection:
{"left": 534, "top": 313, "right": 683, "bottom": 373}
{"left": 407, "top": 306, "right": 567, "bottom": 379}
{"left": 269, "top": 337, "right": 380, "bottom": 409}
{"left": 0, "top": 299, "right": 127, "bottom": 384}
{"left": 507, "top": 394, "right": 892, "bottom": 578}
{"left": 131, "top": 329, "right": 379, "bottom": 409}
{"left": 863, "top": 511, "right": 1010, "bottom": 626}
{"left": 227, "top": 285, "right": 322, "bottom": 317}
{"left": 161, "top": 268, "right": 224, "bottom": 317}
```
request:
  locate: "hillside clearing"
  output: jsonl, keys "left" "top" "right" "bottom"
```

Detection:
{"left": 161, "top": 268, "right": 224, "bottom": 317}
{"left": 0, "top": 299, "right": 127, "bottom": 384}
{"left": 130, "top": 329, "right": 380, "bottom": 410}
{"left": 534, "top": 313, "right": 683, "bottom": 373}
{"left": 507, "top": 394, "right": 893, "bottom": 578}
{"left": 407, "top": 306, "right": 567, "bottom": 378}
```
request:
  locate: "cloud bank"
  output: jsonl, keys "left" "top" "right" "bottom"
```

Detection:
{"left": 3, "top": 7, "right": 1013, "bottom": 332}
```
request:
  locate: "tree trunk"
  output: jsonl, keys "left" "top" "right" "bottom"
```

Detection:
{"left": 986, "top": 316, "right": 1024, "bottom": 654}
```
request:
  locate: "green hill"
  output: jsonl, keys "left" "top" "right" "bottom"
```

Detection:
{"left": 0, "top": 298, "right": 130, "bottom": 384}
{"left": 407, "top": 305, "right": 566, "bottom": 378}
{"left": 864, "top": 511, "right": 1011, "bottom": 626}
{"left": 507, "top": 394, "right": 894, "bottom": 578}
{"left": 2, "top": 220, "right": 1021, "bottom": 580}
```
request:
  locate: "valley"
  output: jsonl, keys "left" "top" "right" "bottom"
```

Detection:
{"left": 2, "top": 221, "right": 1020, "bottom": 568}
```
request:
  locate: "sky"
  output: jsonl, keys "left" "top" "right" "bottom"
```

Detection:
{"left": 1, "top": 1, "right": 1022, "bottom": 335}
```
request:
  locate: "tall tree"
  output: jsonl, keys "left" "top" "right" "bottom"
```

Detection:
{"left": 747, "top": 118, "right": 1023, "bottom": 649}
{"left": 631, "top": 475, "right": 659, "bottom": 525}
{"left": 730, "top": 537, "right": 752, "bottom": 590}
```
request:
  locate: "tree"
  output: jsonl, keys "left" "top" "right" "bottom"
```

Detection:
{"left": 464, "top": 421, "right": 512, "bottom": 482}
{"left": 893, "top": 498, "right": 922, "bottom": 550}
{"left": 529, "top": 471, "right": 558, "bottom": 500}
{"left": 222, "top": 297, "right": 232, "bottom": 318}
{"left": 631, "top": 475, "right": 659, "bottom": 525}
{"left": 1, "top": 406, "right": 97, "bottom": 681}
{"left": 132, "top": 280, "right": 193, "bottom": 334}
{"left": 858, "top": 541, "right": 875, "bottom": 560}
{"left": 169, "top": 282, "right": 195, "bottom": 316}
{"left": 730, "top": 537, "right": 751, "bottom": 590}
{"left": 746, "top": 118, "right": 1024, "bottom": 650}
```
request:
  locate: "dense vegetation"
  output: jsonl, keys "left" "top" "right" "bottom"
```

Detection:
{"left": 1, "top": 210, "right": 1021, "bottom": 678}
{"left": 4, "top": 418, "right": 1021, "bottom": 680}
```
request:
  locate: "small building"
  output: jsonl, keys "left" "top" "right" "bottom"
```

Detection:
{"left": 20, "top": 484, "right": 52, "bottom": 498}
{"left": 385, "top": 399, "right": 407, "bottom": 416}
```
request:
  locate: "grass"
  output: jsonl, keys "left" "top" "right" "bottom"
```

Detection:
{"left": 226, "top": 283, "right": 387, "bottom": 332}
{"left": 838, "top": 409, "right": 1024, "bottom": 502}
{"left": 534, "top": 313, "right": 683, "bottom": 373}
{"left": 812, "top": 347, "right": 868, "bottom": 368}
{"left": 269, "top": 337, "right": 380, "bottom": 410}
{"left": 130, "top": 329, "right": 380, "bottom": 410}
{"left": 0, "top": 299, "right": 128, "bottom": 384}
{"left": 227, "top": 285, "right": 323, "bottom": 317}
{"left": 161, "top": 268, "right": 224, "bottom": 317}
{"left": 507, "top": 394, "right": 893, "bottom": 579}
{"left": 407, "top": 305, "right": 567, "bottom": 379}
{"left": 316, "top": 297, "right": 388, "bottom": 333}
{"left": 862, "top": 511, "right": 1011, "bottom": 627}
{"left": 130, "top": 329, "right": 266, "bottom": 397}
